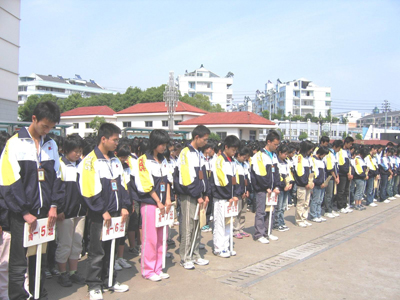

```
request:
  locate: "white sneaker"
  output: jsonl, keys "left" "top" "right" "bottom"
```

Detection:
{"left": 320, "top": 217, "right": 327, "bottom": 222}
{"left": 332, "top": 211, "right": 340, "bottom": 217}
{"left": 216, "top": 250, "right": 230, "bottom": 258}
{"left": 324, "top": 213, "right": 335, "bottom": 218}
{"left": 389, "top": 197, "right": 396, "bottom": 200}
{"left": 346, "top": 207, "right": 353, "bottom": 213}
{"left": 114, "top": 261, "right": 122, "bottom": 271}
{"left": 108, "top": 282, "right": 129, "bottom": 292}
{"left": 117, "top": 258, "right": 132, "bottom": 269}
{"left": 340, "top": 208, "right": 348, "bottom": 214}
{"left": 373, "top": 199, "right": 378, "bottom": 202}
{"left": 193, "top": 258, "right": 209, "bottom": 266}
{"left": 384, "top": 199, "right": 390, "bottom": 203}
{"left": 257, "top": 237, "right": 269, "bottom": 244}
{"left": 158, "top": 272, "right": 170, "bottom": 279}
{"left": 230, "top": 250, "right": 237, "bottom": 256}
{"left": 369, "top": 202, "right": 378, "bottom": 207}
{"left": 148, "top": 274, "right": 161, "bottom": 282}
{"left": 199, "top": 243, "right": 205, "bottom": 249}
{"left": 395, "top": 194, "right": 400, "bottom": 197}
{"left": 311, "top": 218, "right": 321, "bottom": 223}
{"left": 297, "top": 222, "right": 307, "bottom": 228}
{"left": 180, "top": 261, "right": 195, "bottom": 270}
{"left": 89, "top": 289, "right": 103, "bottom": 300}
{"left": 304, "top": 220, "right": 313, "bottom": 226}
{"left": 268, "top": 234, "right": 279, "bottom": 241}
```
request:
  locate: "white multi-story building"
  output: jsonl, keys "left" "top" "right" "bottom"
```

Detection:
{"left": 0, "top": 0, "right": 20, "bottom": 121}
{"left": 333, "top": 110, "right": 364, "bottom": 129}
{"left": 18, "top": 73, "right": 117, "bottom": 105}
{"left": 252, "top": 78, "right": 331, "bottom": 118}
{"left": 177, "top": 65, "right": 233, "bottom": 111}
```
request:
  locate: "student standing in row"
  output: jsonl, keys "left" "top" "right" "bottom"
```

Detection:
{"left": 250, "top": 130, "right": 280, "bottom": 244}
{"left": 78, "top": 123, "right": 130, "bottom": 300}
{"left": 0, "top": 101, "right": 64, "bottom": 300}
{"left": 174, "top": 125, "right": 211, "bottom": 270}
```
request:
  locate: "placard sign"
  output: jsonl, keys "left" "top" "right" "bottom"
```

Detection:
{"left": 23, "top": 218, "right": 55, "bottom": 248}
{"left": 225, "top": 202, "right": 239, "bottom": 217}
{"left": 102, "top": 217, "right": 126, "bottom": 241}
{"left": 155, "top": 206, "right": 175, "bottom": 228}
{"left": 266, "top": 192, "right": 277, "bottom": 206}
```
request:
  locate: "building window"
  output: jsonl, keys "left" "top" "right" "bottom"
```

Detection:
{"left": 189, "top": 82, "right": 195, "bottom": 89}
{"left": 249, "top": 130, "right": 256, "bottom": 141}
{"left": 216, "top": 132, "right": 227, "bottom": 140}
{"left": 145, "top": 121, "right": 153, "bottom": 127}
{"left": 123, "top": 121, "right": 131, "bottom": 128}
{"left": 73, "top": 123, "right": 79, "bottom": 129}
{"left": 174, "top": 120, "right": 180, "bottom": 125}
{"left": 294, "top": 82, "right": 298, "bottom": 87}
{"left": 85, "top": 123, "right": 90, "bottom": 129}
{"left": 326, "top": 92, "right": 331, "bottom": 97}
{"left": 162, "top": 120, "right": 168, "bottom": 127}
{"left": 18, "top": 86, "right": 27, "bottom": 92}
{"left": 325, "top": 101, "right": 331, "bottom": 106}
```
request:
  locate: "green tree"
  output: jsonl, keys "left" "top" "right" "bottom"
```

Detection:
{"left": 355, "top": 133, "right": 363, "bottom": 140}
{"left": 209, "top": 132, "right": 221, "bottom": 141}
{"left": 342, "top": 131, "right": 347, "bottom": 138}
{"left": 303, "top": 113, "right": 313, "bottom": 121}
{"left": 261, "top": 110, "right": 270, "bottom": 120}
{"left": 18, "top": 94, "right": 59, "bottom": 121}
{"left": 291, "top": 115, "right": 303, "bottom": 121}
{"left": 89, "top": 116, "right": 106, "bottom": 132}
{"left": 180, "top": 94, "right": 224, "bottom": 112}
{"left": 298, "top": 132, "right": 308, "bottom": 141}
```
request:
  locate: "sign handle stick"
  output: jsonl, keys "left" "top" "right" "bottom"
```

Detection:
{"left": 189, "top": 221, "right": 199, "bottom": 258}
{"left": 162, "top": 225, "right": 167, "bottom": 269}
{"left": 267, "top": 205, "right": 273, "bottom": 237}
{"left": 108, "top": 238, "right": 116, "bottom": 288}
{"left": 230, "top": 215, "right": 233, "bottom": 254}
{"left": 34, "top": 243, "right": 42, "bottom": 299}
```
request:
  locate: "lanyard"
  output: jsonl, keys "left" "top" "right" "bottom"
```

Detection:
{"left": 263, "top": 148, "right": 273, "bottom": 160}
{"left": 36, "top": 138, "right": 44, "bottom": 167}
{"left": 106, "top": 160, "right": 114, "bottom": 177}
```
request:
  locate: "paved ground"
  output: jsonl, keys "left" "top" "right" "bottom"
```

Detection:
{"left": 47, "top": 197, "right": 400, "bottom": 300}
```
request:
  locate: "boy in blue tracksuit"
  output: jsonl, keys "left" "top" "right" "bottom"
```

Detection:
{"left": 210, "top": 135, "right": 241, "bottom": 257}
{"left": 379, "top": 147, "right": 394, "bottom": 203}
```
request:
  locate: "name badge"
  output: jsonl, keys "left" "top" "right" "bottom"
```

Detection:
{"left": 111, "top": 179, "right": 118, "bottom": 191}
{"left": 38, "top": 168, "right": 45, "bottom": 182}
{"left": 160, "top": 181, "right": 166, "bottom": 192}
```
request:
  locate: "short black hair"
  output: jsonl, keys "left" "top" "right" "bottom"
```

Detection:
{"left": 64, "top": 134, "right": 83, "bottom": 154}
{"left": 223, "top": 135, "right": 240, "bottom": 150}
{"left": 332, "top": 140, "right": 344, "bottom": 148}
{"left": 316, "top": 146, "right": 329, "bottom": 156}
{"left": 359, "top": 146, "right": 370, "bottom": 158}
{"left": 266, "top": 130, "right": 280, "bottom": 143}
{"left": 116, "top": 143, "right": 131, "bottom": 157}
{"left": 191, "top": 125, "right": 210, "bottom": 139}
{"left": 236, "top": 146, "right": 252, "bottom": 157}
{"left": 33, "top": 101, "right": 61, "bottom": 123}
{"left": 344, "top": 136, "right": 354, "bottom": 144}
{"left": 149, "top": 129, "right": 170, "bottom": 152}
{"left": 277, "top": 144, "right": 289, "bottom": 154}
{"left": 97, "top": 123, "right": 121, "bottom": 145}
{"left": 0, "top": 131, "right": 11, "bottom": 155}
{"left": 138, "top": 139, "right": 149, "bottom": 156}
{"left": 299, "top": 140, "right": 314, "bottom": 156}
{"left": 320, "top": 136, "right": 330, "bottom": 144}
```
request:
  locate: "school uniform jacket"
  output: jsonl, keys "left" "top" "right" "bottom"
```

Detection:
{"left": 277, "top": 157, "right": 289, "bottom": 191}
{"left": 134, "top": 152, "right": 169, "bottom": 206}
{"left": 209, "top": 154, "right": 241, "bottom": 200}
{"left": 59, "top": 157, "right": 86, "bottom": 218}
{"left": 353, "top": 156, "right": 367, "bottom": 179}
{"left": 125, "top": 155, "right": 139, "bottom": 203}
{"left": 77, "top": 146, "right": 130, "bottom": 214}
{"left": 324, "top": 150, "right": 338, "bottom": 178}
{"left": 0, "top": 127, "right": 64, "bottom": 216}
{"left": 250, "top": 149, "right": 280, "bottom": 192}
{"left": 233, "top": 158, "right": 251, "bottom": 196}
{"left": 379, "top": 156, "right": 391, "bottom": 176}
{"left": 293, "top": 154, "right": 313, "bottom": 187}
{"left": 173, "top": 145, "right": 211, "bottom": 199}
{"left": 337, "top": 149, "right": 351, "bottom": 176}
{"left": 365, "top": 154, "right": 379, "bottom": 178}
{"left": 312, "top": 156, "right": 326, "bottom": 186}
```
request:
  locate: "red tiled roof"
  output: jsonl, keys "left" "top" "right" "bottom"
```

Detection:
{"left": 117, "top": 102, "right": 208, "bottom": 115}
{"left": 330, "top": 139, "right": 397, "bottom": 146}
{"left": 178, "top": 111, "right": 275, "bottom": 126}
{"left": 61, "top": 106, "right": 116, "bottom": 116}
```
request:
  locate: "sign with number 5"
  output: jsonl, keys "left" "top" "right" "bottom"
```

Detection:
{"left": 23, "top": 218, "right": 55, "bottom": 248}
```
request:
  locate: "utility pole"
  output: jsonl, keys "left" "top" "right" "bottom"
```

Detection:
{"left": 164, "top": 71, "right": 179, "bottom": 135}
{"left": 288, "top": 112, "right": 292, "bottom": 142}
{"left": 382, "top": 100, "right": 390, "bottom": 133}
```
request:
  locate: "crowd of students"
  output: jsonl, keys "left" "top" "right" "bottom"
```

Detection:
{"left": 0, "top": 101, "right": 399, "bottom": 300}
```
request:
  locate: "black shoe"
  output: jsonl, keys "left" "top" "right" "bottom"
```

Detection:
{"left": 57, "top": 272, "right": 72, "bottom": 287}
{"left": 50, "top": 268, "right": 60, "bottom": 276}
{"left": 69, "top": 272, "right": 86, "bottom": 285}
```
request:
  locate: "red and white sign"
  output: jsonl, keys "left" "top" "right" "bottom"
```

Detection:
{"left": 225, "top": 202, "right": 239, "bottom": 217}
{"left": 23, "top": 218, "right": 55, "bottom": 248}
{"left": 102, "top": 217, "right": 126, "bottom": 241}
{"left": 266, "top": 192, "right": 277, "bottom": 206}
{"left": 155, "top": 206, "right": 175, "bottom": 228}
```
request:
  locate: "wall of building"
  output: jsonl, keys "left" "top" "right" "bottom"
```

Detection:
{"left": 0, "top": 0, "right": 20, "bottom": 121}
{"left": 62, "top": 116, "right": 117, "bottom": 137}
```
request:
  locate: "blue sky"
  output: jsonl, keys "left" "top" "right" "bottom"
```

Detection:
{"left": 19, "top": 0, "right": 400, "bottom": 113}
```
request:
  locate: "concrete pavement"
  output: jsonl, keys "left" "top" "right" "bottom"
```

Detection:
{"left": 47, "top": 197, "right": 400, "bottom": 300}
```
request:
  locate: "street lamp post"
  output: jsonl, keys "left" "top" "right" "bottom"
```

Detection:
{"left": 163, "top": 71, "right": 179, "bottom": 135}
{"left": 288, "top": 112, "right": 292, "bottom": 142}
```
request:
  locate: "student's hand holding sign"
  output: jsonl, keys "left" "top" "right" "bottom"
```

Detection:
{"left": 103, "top": 211, "right": 112, "bottom": 229}
{"left": 47, "top": 206, "right": 57, "bottom": 228}
{"left": 23, "top": 213, "right": 37, "bottom": 234}
{"left": 165, "top": 198, "right": 172, "bottom": 214}
{"left": 121, "top": 208, "right": 129, "bottom": 225}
